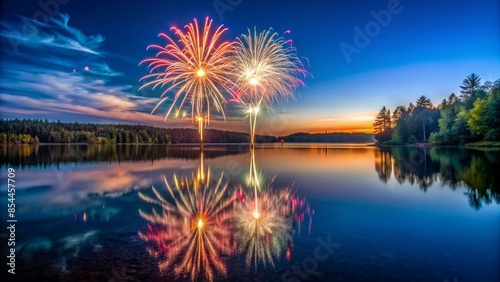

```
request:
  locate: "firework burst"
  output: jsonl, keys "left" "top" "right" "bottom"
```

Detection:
{"left": 140, "top": 17, "right": 234, "bottom": 143}
{"left": 230, "top": 28, "right": 307, "bottom": 146}
{"left": 138, "top": 171, "right": 235, "bottom": 281}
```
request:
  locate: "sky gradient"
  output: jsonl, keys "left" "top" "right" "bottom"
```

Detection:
{"left": 1, "top": 0, "right": 499, "bottom": 135}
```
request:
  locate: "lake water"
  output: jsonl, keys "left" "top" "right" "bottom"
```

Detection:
{"left": 1, "top": 144, "right": 499, "bottom": 282}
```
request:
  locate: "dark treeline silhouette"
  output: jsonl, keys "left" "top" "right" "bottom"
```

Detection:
{"left": 279, "top": 132, "right": 374, "bottom": 143}
{"left": 374, "top": 146, "right": 500, "bottom": 210}
{"left": 167, "top": 128, "right": 276, "bottom": 143}
{"left": 0, "top": 119, "right": 276, "bottom": 144}
{"left": 0, "top": 119, "right": 172, "bottom": 144}
{"left": 0, "top": 119, "right": 376, "bottom": 145}
{"left": 0, "top": 144, "right": 247, "bottom": 168}
{"left": 374, "top": 74, "right": 500, "bottom": 145}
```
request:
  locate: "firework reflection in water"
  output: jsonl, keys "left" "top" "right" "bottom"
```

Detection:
{"left": 235, "top": 183, "right": 293, "bottom": 269}
{"left": 235, "top": 148, "right": 314, "bottom": 269}
{"left": 138, "top": 170, "right": 235, "bottom": 281}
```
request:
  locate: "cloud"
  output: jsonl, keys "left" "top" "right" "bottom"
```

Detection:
{"left": 1, "top": 13, "right": 104, "bottom": 55}
{"left": 0, "top": 12, "right": 249, "bottom": 130}
{"left": 14, "top": 158, "right": 197, "bottom": 212}
{"left": 0, "top": 13, "right": 164, "bottom": 125}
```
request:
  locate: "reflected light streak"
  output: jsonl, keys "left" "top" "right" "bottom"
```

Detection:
{"left": 196, "top": 149, "right": 206, "bottom": 186}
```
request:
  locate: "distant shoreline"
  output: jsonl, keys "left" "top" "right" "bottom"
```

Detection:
{"left": 1, "top": 141, "right": 376, "bottom": 146}
{"left": 373, "top": 141, "right": 500, "bottom": 149}
{"left": 1, "top": 119, "right": 374, "bottom": 145}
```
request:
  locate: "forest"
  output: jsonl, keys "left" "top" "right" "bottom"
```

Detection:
{"left": 279, "top": 132, "right": 374, "bottom": 143}
{"left": 0, "top": 119, "right": 376, "bottom": 144}
{"left": 373, "top": 74, "right": 500, "bottom": 145}
{"left": 0, "top": 119, "right": 276, "bottom": 144}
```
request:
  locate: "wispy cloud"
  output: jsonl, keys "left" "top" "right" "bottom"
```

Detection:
{"left": 0, "top": 12, "right": 250, "bottom": 130}
{"left": 0, "top": 13, "right": 164, "bottom": 125}
{"left": 1, "top": 13, "right": 104, "bottom": 55}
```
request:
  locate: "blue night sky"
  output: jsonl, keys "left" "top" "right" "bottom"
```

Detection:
{"left": 1, "top": 0, "right": 499, "bottom": 134}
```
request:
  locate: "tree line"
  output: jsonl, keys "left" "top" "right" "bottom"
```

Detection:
{"left": 0, "top": 119, "right": 377, "bottom": 145}
{"left": 0, "top": 119, "right": 278, "bottom": 144}
{"left": 374, "top": 74, "right": 500, "bottom": 145}
{"left": 279, "top": 132, "right": 374, "bottom": 143}
{"left": 0, "top": 119, "right": 172, "bottom": 144}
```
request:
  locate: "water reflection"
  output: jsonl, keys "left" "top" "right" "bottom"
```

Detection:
{"left": 235, "top": 184, "right": 293, "bottom": 269}
{"left": 17, "top": 230, "right": 100, "bottom": 277}
{"left": 138, "top": 147, "right": 313, "bottom": 280}
{"left": 236, "top": 147, "right": 313, "bottom": 269}
{"left": 138, "top": 170, "right": 235, "bottom": 281}
{"left": 0, "top": 144, "right": 248, "bottom": 168}
{"left": 374, "top": 147, "right": 500, "bottom": 209}
{"left": 2, "top": 144, "right": 498, "bottom": 281}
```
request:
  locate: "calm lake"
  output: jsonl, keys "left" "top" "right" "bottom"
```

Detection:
{"left": 1, "top": 144, "right": 499, "bottom": 282}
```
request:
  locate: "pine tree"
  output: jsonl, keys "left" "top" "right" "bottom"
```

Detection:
{"left": 460, "top": 73, "right": 481, "bottom": 101}
{"left": 373, "top": 106, "right": 388, "bottom": 134}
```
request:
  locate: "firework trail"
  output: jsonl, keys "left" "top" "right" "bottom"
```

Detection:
{"left": 230, "top": 27, "right": 307, "bottom": 146}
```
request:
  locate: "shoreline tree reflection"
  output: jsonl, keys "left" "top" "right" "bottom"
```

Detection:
{"left": 374, "top": 147, "right": 500, "bottom": 209}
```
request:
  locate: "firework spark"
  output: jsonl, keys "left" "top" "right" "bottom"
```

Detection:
{"left": 138, "top": 171, "right": 235, "bottom": 281}
{"left": 140, "top": 17, "right": 234, "bottom": 143}
{"left": 230, "top": 28, "right": 307, "bottom": 146}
